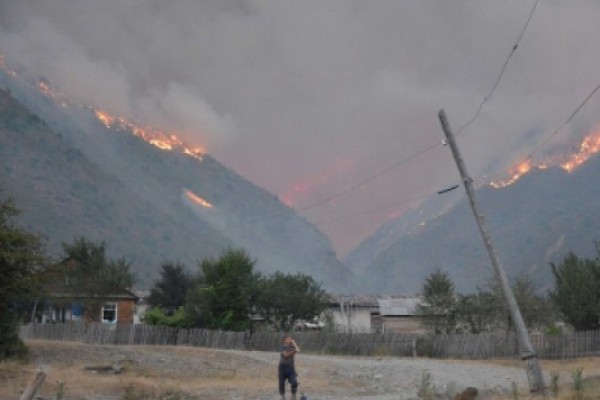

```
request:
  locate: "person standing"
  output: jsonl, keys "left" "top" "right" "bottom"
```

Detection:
{"left": 279, "top": 333, "right": 300, "bottom": 400}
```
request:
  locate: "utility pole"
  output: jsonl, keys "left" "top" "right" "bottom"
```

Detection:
{"left": 438, "top": 109, "right": 546, "bottom": 394}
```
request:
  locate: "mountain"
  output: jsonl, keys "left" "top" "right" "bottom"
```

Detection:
{"left": 0, "top": 70, "right": 355, "bottom": 292}
{"left": 347, "top": 150, "right": 600, "bottom": 294}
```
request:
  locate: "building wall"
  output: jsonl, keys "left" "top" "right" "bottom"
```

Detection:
{"left": 117, "top": 299, "right": 135, "bottom": 324}
{"left": 382, "top": 316, "right": 426, "bottom": 334}
{"left": 331, "top": 307, "right": 377, "bottom": 333}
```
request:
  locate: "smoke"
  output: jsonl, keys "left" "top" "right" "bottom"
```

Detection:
{"left": 1, "top": 1, "right": 600, "bottom": 255}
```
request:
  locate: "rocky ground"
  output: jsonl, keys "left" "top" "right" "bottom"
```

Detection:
{"left": 2, "top": 340, "right": 597, "bottom": 400}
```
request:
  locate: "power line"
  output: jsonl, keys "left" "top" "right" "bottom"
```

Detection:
{"left": 192, "top": 141, "right": 444, "bottom": 235}
{"left": 457, "top": 0, "right": 540, "bottom": 136}
{"left": 476, "top": 82, "right": 600, "bottom": 184}
{"left": 297, "top": 141, "right": 441, "bottom": 212}
{"left": 311, "top": 189, "right": 441, "bottom": 225}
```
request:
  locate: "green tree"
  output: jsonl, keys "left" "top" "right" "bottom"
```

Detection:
{"left": 456, "top": 274, "right": 557, "bottom": 333}
{"left": 511, "top": 274, "right": 556, "bottom": 331}
{"left": 147, "top": 261, "right": 196, "bottom": 311}
{"left": 142, "top": 306, "right": 193, "bottom": 329}
{"left": 59, "top": 237, "right": 135, "bottom": 321}
{"left": 417, "top": 269, "right": 457, "bottom": 333}
{"left": 550, "top": 250, "right": 600, "bottom": 330}
{"left": 186, "top": 249, "right": 260, "bottom": 331}
{"left": 256, "top": 272, "right": 328, "bottom": 331}
{"left": 0, "top": 195, "right": 46, "bottom": 359}
{"left": 456, "top": 289, "right": 499, "bottom": 333}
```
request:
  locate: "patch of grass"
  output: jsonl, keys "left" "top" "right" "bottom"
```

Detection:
{"left": 571, "top": 368, "right": 584, "bottom": 400}
{"left": 550, "top": 371, "right": 560, "bottom": 398}
{"left": 416, "top": 369, "right": 435, "bottom": 400}
{"left": 510, "top": 381, "right": 519, "bottom": 400}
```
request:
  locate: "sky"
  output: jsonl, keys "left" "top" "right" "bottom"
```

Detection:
{"left": 1, "top": 0, "right": 600, "bottom": 257}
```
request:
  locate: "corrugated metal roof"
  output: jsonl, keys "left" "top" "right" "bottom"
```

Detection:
{"left": 377, "top": 297, "right": 422, "bottom": 316}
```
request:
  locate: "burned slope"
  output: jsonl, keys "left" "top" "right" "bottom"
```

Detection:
{"left": 0, "top": 76, "right": 355, "bottom": 291}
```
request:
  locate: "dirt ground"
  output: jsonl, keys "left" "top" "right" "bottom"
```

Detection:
{"left": 2, "top": 340, "right": 600, "bottom": 400}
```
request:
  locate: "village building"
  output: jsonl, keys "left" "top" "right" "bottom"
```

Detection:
{"left": 328, "top": 295, "right": 424, "bottom": 334}
{"left": 38, "top": 288, "right": 139, "bottom": 324}
{"left": 36, "top": 257, "right": 139, "bottom": 324}
{"left": 377, "top": 297, "right": 426, "bottom": 334}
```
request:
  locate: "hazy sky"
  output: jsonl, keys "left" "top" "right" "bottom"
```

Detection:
{"left": 2, "top": 1, "right": 599, "bottom": 256}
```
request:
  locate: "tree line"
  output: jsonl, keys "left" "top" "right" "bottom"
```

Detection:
{"left": 3, "top": 185, "right": 600, "bottom": 361}
{"left": 143, "top": 249, "right": 328, "bottom": 333}
{"left": 0, "top": 190, "right": 327, "bottom": 360}
{"left": 417, "top": 247, "right": 600, "bottom": 334}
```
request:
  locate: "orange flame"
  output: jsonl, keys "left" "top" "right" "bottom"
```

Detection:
{"left": 491, "top": 127, "right": 600, "bottom": 188}
{"left": 560, "top": 129, "right": 600, "bottom": 173}
{"left": 36, "top": 80, "right": 69, "bottom": 107}
{"left": 184, "top": 189, "right": 213, "bottom": 208}
{"left": 92, "top": 108, "right": 205, "bottom": 161}
{"left": 94, "top": 110, "right": 115, "bottom": 128}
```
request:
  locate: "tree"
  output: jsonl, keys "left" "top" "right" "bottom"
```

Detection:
{"left": 550, "top": 250, "right": 600, "bottom": 330}
{"left": 510, "top": 274, "right": 557, "bottom": 331}
{"left": 0, "top": 195, "right": 46, "bottom": 359}
{"left": 142, "top": 306, "right": 193, "bottom": 329}
{"left": 59, "top": 237, "right": 135, "bottom": 321}
{"left": 417, "top": 269, "right": 457, "bottom": 333}
{"left": 256, "top": 272, "right": 328, "bottom": 331}
{"left": 147, "top": 261, "right": 196, "bottom": 311}
{"left": 186, "top": 249, "right": 260, "bottom": 331}
{"left": 456, "top": 289, "right": 499, "bottom": 333}
{"left": 456, "top": 274, "right": 555, "bottom": 333}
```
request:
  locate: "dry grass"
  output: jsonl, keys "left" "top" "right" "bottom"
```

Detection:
{"left": 2, "top": 340, "right": 600, "bottom": 400}
{"left": 475, "top": 357, "right": 600, "bottom": 400}
{"left": 1, "top": 340, "right": 332, "bottom": 400}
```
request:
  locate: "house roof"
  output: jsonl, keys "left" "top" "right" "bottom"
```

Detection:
{"left": 47, "top": 288, "right": 139, "bottom": 301}
{"left": 378, "top": 297, "right": 422, "bottom": 316}
{"left": 328, "top": 294, "right": 380, "bottom": 307}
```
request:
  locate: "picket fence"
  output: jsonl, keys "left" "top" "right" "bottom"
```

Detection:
{"left": 19, "top": 323, "right": 600, "bottom": 360}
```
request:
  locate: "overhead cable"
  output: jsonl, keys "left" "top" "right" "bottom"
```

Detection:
{"left": 477, "top": 82, "right": 600, "bottom": 183}
{"left": 457, "top": 0, "right": 540, "bottom": 136}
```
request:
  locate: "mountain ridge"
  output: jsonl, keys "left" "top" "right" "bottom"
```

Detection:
{"left": 0, "top": 73, "right": 355, "bottom": 292}
{"left": 348, "top": 149, "right": 600, "bottom": 294}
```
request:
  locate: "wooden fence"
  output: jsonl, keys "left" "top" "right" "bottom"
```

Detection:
{"left": 19, "top": 323, "right": 600, "bottom": 360}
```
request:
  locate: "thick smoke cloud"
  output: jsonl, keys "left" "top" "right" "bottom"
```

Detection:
{"left": 1, "top": 1, "right": 599, "bottom": 256}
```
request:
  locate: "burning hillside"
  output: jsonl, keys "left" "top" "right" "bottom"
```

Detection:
{"left": 0, "top": 55, "right": 205, "bottom": 164}
{"left": 92, "top": 109, "right": 205, "bottom": 162}
{"left": 491, "top": 128, "right": 600, "bottom": 188}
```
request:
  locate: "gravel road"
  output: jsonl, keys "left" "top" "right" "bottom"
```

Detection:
{"left": 26, "top": 341, "right": 541, "bottom": 400}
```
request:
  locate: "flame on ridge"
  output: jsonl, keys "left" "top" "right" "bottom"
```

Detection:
{"left": 0, "top": 54, "right": 205, "bottom": 163}
{"left": 184, "top": 189, "right": 213, "bottom": 208}
{"left": 491, "top": 128, "right": 600, "bottom": 188}
{"left": 92, "top": 109, "right": 205, "bottom": 161}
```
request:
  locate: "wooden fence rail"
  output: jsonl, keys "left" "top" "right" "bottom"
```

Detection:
{"left": 19, "top": 323, "right": 600, "bottom": 360}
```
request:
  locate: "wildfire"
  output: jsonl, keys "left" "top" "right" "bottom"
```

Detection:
{"left": 183, "top": 189, "right": 213, "bottom": 208}
{"left": 92, "top": 109, "right": 205, "bottom": 161}
{"left": 0, "top": 54, "right": 17, "bottom": 78}
{"left": 491, "top": 128, "right": 600, "bottom": 188}
{"left": 36, "top": 80, "right": 69, "bottom": 107}
{"left": 561, "top": 129, "right": 600, "bottom": 172}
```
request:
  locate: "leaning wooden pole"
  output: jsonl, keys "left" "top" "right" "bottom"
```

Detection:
{"left": 438, "top": 109, "right": 546, "bottom": 394}
{"left": 19, "top": 369, "right": 46, "bottom": 400}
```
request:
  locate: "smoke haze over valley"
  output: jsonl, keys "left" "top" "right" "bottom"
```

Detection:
{"left": 2, "top": 1, "right": 600, "bottom": 257}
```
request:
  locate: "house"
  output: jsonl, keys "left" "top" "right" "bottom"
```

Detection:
{"left": 327, "top": 295, "right": 425, "bottom": 334}
{"left": 377, "top": 297, "right": 426, "bottom": 334}
{"left": 37, "top": 257, "right": 139, "bottom": 324}
{"left": 328, "top": 295, "right": 380, "bottom": 333}
{"left": 38, "top": 288, "right": 139, "bottom": 324}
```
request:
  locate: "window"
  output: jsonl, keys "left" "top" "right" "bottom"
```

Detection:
{"left": 101, "top": 303, "right": 117, "bottom": 323}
